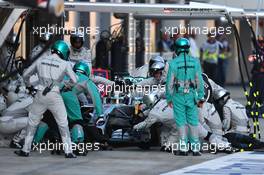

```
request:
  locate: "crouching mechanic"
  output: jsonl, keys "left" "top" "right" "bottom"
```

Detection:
{"left": 0, "top": 74, "right": 32, "bottom": 141}
{"left": 15, "top": 40, "right": 78, "bottom": 158}
{"left": 1, "top": 96, "right": 33, "bottom": 148}
{"left": 34, "top": 61, "right": 105, "bottom": 155}
{"left": 133, "top": 93, "right": 178, "bottom": 152}
{"left": 198, "top": 102, "right": 233, "bottom": 153}
{"left": 213, "top": 89, "right": 250, "bottom": 135}
{"left": 212, "top": 89, "right": 264, "bottom": 150}
{"left": 199, "top": 101, "right": 264, "bottom": 151}
{"left": 166, "top": 37, "right": 205, "bottom": 156}
{"left": 134, "top": 92, "right": 232, "bottom": 154}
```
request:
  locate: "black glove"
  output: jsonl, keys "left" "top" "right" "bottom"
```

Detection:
{"left": 124, "top": 78, "right": 133, "bottom": 86}
{"left": 60, "top": 84, "right": 72, "bottom": 92}
{"left": 115, "top": 79, "right": 125, "bottom": 86}
{"left": 26, "top": 86, "right": 35, "bottom": 95}
{"left": 15, "top": 85, "right": 20, "bottom": 93}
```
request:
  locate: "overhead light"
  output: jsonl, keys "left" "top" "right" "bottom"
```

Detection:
{"left": 220, "top": 16, "right": 227, "bottom": 22}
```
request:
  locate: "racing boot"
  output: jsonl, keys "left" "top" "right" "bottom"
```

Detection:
{"left": 160, "top": 145, "right": 172, "bottom": 153}
{"left": 14, "top": 150, "right": 29, "bottom": 157}
{"left": 99, "top": 142, "right": 113, "bottom": 151}
{"left": 73, "top": 144, "right": 88, "bottom": 156}
{"left": 192, "top": 151, "right": 202, "bottom": 156}
{"left": 174, "top": 151, "right": 188, "bottom": 156}
{"left": 65, "top": 152, "right": 77, "bottom": 158}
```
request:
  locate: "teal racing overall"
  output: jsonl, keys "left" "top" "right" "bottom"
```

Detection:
{"left": 166, "top": 53, "right": 204, "bottom": 152}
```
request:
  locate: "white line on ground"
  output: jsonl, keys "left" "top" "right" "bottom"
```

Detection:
{"left": 161, "top": 151, "right": 264, "bottom": 175}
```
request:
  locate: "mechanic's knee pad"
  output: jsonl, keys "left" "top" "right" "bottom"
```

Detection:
{"left": 71, "top": 124, "right": 84, "bottom": 143}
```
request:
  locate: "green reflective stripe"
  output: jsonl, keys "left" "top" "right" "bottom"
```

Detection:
{"left": 219, "top": 53, "right": 227, "bottom": 59}
{"left": 203, "top": 50, "right": 218, "bottom": 61}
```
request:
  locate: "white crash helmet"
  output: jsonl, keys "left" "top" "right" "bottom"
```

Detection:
{"left": 149, "top": 56, "right": 165, "bottom": 69}
{"left": 213, "top": 89, "right": 230, "bottom": 101}
{"left": 149, "top": 61, "right": 165, "bottom": 77}
{"left": 143, "top": 93, "right": 159, "bottom": 108}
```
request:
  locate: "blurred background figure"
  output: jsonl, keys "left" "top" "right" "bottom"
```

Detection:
{"left": 200, "top": 32, "right": 222, "bottom": 82}
{"left": 157, "top": 32, "right": 173, "bottom": 54}
{"left": 111, "top": 35, "right": 128, "bottom": 78}
{"left": 135, "top": 35, "right": 145, "bottom": 68}
{"left": 217, "top": 33, "right": 231, "bottom": 87}
{"left": 0, "top": 32, "right": 20, "bottom": 75}
{"left": 95, "top": 30, "right": 111, "bottom": 69}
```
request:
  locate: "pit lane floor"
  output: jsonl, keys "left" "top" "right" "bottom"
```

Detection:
{"left": 0, "top": 86, "right": 263, "bottom": 175}
{"left": 0, "top": 147, "right": 226, "bottom": 175}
